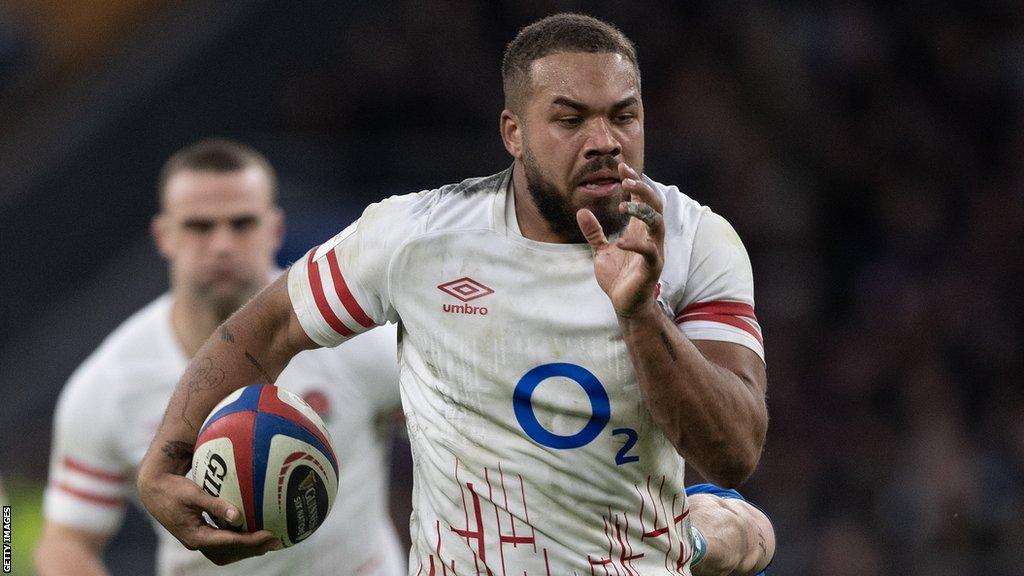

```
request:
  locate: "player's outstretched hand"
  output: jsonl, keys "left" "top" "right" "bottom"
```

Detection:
{"left": 576, "top": 161, "right": 665, "bottom": 317}
{"left": 138, "top": 470, "right": 280, "bottom": 565}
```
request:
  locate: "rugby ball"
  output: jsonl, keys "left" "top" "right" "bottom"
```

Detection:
{"left": 190, "top": 384, "right": 338, "bottom": 547}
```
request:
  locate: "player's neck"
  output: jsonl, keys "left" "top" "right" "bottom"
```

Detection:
{"left": 169, "top": 296, "right": 224, "bottom": 357}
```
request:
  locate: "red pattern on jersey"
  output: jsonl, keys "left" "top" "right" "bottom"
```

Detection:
{"left": 441, "top": 459, "right": 551, "bottom": 576}
{"left": 422, "top": 463, "right": 691, "bottom": 575}
{"left": 634, "top": 476, "right": 692, "bottom": 575}
{"left": 62, "top": 457, "right": 129, "bottom": 483}
{"left": 589, "top": 506, "right": 649, "bottom": 576}
{"left": 54, "top": 481, "right": 122, "bottom": 507}
{"left": 307, "top": 248, "right": 356, "bottom": 337}
{"left": 675, "top": 300, "right": 762, "bottom": 345}
{"left": 677, "top": 301, "right": 756, "bottom": 319}
{"left": 486, "top": 465, "right": 538, "bottom": 576}
{"left": 325, "top": 249, "right": 375, "bottom": 328}
{"left": 450, "top": 481, "right": 491, "bottom": 573}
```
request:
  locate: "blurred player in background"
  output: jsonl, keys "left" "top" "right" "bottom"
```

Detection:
{"left": 34, "top": 139, "right": 406, "bottom": 576}
{"left": 138, "top": 13, "right": 770, "bottom": 574}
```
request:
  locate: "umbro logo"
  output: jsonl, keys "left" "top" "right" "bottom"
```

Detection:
{"left": 438, "top": 277, "right": 493, "bottom": 316}
{"left": 438, "top": 277, "right": 494, "bottom": 302}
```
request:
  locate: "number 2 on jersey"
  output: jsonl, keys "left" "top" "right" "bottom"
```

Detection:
{"left": 612, "top": 428, "right": 640, "bottom": 465}
{"left": 513, "top": 362, "right": 639, "bottom": 465}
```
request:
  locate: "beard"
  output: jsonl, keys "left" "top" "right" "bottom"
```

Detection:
{"left": 192, "top": 276, "right": 262, "bottom": 322}
{"left": 521, "top": 147, "right": 629, "bottom": 243}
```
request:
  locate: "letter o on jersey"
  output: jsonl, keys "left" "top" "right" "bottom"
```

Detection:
{"left": 513, "top": 363, "right": 610, "bottom": 449}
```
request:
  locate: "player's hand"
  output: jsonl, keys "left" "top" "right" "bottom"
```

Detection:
{"left": 577, "top": 162, "right": 665, "bottom": 317}
{"left": 137, "top": 470, "right": 281, "bottom": 565}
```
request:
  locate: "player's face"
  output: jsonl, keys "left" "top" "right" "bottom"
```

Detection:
{"left": 517, "top": 51, "right": 644, "bottom": 241}
{"left": 154, "top": 167, "right": 283, "bottom": 317}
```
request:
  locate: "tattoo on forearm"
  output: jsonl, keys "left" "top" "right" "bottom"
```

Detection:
{"left": 757, "top": 527, "right": 768, "bottom": 560}
{"left": 220, "top": 326, "right": 235, "bottom": 343}
{"left": 180, "top": 357, "right": 225, "bottom": 430}
{"left": 659, "top": 328, "right": 678, "bottom": 362}
{"left": 245, "top": 351, "right": 272, "bottom": 383}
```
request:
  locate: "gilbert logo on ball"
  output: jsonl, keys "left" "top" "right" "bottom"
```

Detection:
{"left": 190, "top": 384, "right": 339, "bottom": 547}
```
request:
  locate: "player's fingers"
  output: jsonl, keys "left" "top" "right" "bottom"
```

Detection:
{"left": 197, "top": 526, "right": 277, "bottom": 548}
{"left": 621, "top": 201, "right": 663, "bottom": 231}
{"left": 614, "top": 198, "right": 663, "bottom": 245}
{"left": 576, "top": 208, "right": 609, "bottom": 249}
{"left": 184, "top": 523, "right": 278, "bottom": 554}
{"left": 621, "top": 195, "right": 666, "bottom": 250}
{"left": 615, "top": 231, "right": 654, "bottom": 254}
{"left": 616, "top": 236, "right": 661, "bottom": 268}
{"left": 182, "top": 482, "right": 241, "bottom": 526}
{"left": 199, "top": 530, "right": 282, "bottom": 565}
{"left": 617, "top": 203, "right": 663, "bottom": 266}
{"left": 618, "top": 163, "right": 663, "bottom": 213}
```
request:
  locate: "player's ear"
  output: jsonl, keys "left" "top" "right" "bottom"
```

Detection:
{"left": 500, "top": 109, "right": 523, "bottom": 158}
{"left": 151, "top": 214, "right": 172, "bottom": 259}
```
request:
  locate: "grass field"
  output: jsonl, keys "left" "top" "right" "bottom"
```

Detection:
{"left": 4, "top": 476, "right": 44, "bottom": 576}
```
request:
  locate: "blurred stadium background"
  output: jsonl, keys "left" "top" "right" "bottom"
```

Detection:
{"left": 0, "top": 1, "right": 1021, "bottom": 574}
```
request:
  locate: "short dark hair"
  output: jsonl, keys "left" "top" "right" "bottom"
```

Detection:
{"left": 502, "top": 13, "right": 640, "bottom": 113}
{"left": 158, "top": 138, "right": 278, "bottom": 207}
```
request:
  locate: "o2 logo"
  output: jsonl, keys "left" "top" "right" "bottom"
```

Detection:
{"left": 512, "top": 363, "right": 639, "bottom": 465}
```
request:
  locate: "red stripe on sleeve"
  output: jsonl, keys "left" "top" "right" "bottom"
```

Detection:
{"left": 306, "top": 249, "right": 356, "bottom": 337}
{"left": 678, "top": 313, "right": 763, "bottom": 345}
{"left": 63, "top": 457, "right": 129, "bottom": 483}
{"left": 55, "top": 482, "right": 123, "bottom": 507}
{"left": 676, "top": 300, "right": 756, "bottom": 320}
{"left": 325, "top": 250, "right": 375, "bottom": 329}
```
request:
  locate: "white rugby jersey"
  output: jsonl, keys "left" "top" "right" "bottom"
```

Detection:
{"left": 44, "top": 294, "right": 406, "bottom": 576}
{"left": 289, "top": 167, "right": 764, "bottom": 576}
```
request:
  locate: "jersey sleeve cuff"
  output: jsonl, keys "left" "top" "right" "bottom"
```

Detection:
{"left": 288, "top": 264, "right": 341, "bottom": 348}
{"left": 43, "top": 485, "right": 125, "bottom": 534}
{"left": 679, "top": 322, "right": 765, "bottom": 362}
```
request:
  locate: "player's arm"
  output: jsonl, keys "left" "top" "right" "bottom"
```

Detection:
{"left": 136, "top": 274, "right": 318, "bottom": 564}
{"left": 578, "top": 163, "right": 767, "bottom": 487}
{"left": 34, "top": 523, "right": 111, "bottom": 576}
{"left": 38, "top": 366, "right": 134, "bottom": 576}
{"left": 688, "top": 493, "right": 775, "bottom": 576}
{"left": 618, "top": 309, "right": 766, "bottom": 487}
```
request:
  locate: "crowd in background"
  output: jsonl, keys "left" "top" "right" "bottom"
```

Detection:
{"left": 2, "top": 2, "right": 1021, "bottom": 574}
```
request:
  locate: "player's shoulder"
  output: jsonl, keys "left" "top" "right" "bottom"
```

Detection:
{"left": 645, "top": 175, "right": 744, "bottom": 248}
{"left": 644, "top": 176, "right": 715, "bottom": 238}
{"left": 61, "top": 295, "right": 178, "bottom": 400}
{"left": 363, "top": 169, "right": 510, "bottom": 237}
